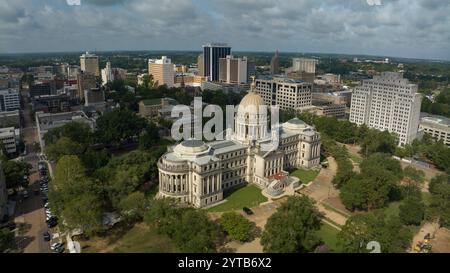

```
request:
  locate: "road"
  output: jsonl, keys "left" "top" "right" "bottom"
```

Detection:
{"left": 14, "top": 90, "right": 50, "bottom": 253}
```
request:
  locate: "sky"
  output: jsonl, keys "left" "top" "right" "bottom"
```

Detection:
{"left": 0, "top": 0, "right": 449, "bottom": 60}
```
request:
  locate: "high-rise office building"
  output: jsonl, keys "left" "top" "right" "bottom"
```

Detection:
{"left": 292, "top": 58, "right": 318, "bottom": 74}
{"left": 67, "top": 65, "right": 81, "bottom": 79}
{"left": 255, "top": 77, "right": 312, "bottom": 111}
{"left": 349, "top": 72, "right": 422, "bottom": 145}
{"left": 77, "top": 72, "right": 97, "bottom": 100}
{"left": 219, "top": 55, "right": 248, "bottom": 84}
{"left": 270, "top": 50, "right": 280, "bottom": 75}
{"left": 202, "top": 43, "right": 232, "bottom": 82}
{"left": 80, "top": 51, "right": 100, "bottom": 77}
{"left": 247, "top": 60, "right": 256, "bottom": 82}
{"left": 101, "top": 62, "right": 114, "bottom": 86}
{"left": 197, "top": 54, "right": 204, "bottom": 77}
{"left": 148, "top": 56, "right": 174, "bottom": 88}
{"left": 0, "top": 88, "right": 20, "bottom": 112}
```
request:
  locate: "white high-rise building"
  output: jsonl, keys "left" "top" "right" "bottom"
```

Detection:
{"left": 148, "top": 56, "right": 174, "bottom": 88}
{"left": 0, "top": 88, "right": 20, "bottom": 112}
{"left": 255, "top": 77, "right": 312, "bottom": 111}
{"left": 219, "top": 55, "right": 248, "bottom": 84}
{"left": 349, "top": 72, "right": 422, "bottom": 145}
{"left": 292, "top": 58, "right": 319, "bottom": 74}
{"left": 101, "top": 62, "right": 114, "bottom": 86}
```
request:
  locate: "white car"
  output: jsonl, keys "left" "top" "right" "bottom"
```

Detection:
{"left": 51, "top": 243, "right": 64, "bottom": 250}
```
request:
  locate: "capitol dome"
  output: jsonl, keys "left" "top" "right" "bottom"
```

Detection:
{"left": 234, "top": 77, "right": 269, "bottom": 144}
{"left": 239, "top": 80, "right": 265, "bottom": 109}
{"left": 239, "top": 92, "right": 265, "bottom": 108}
{"left": 174, "top": 139, "right": 209, "bottom": 156}
{"left": 283, "top": 118, "right": 308, "bottom": 130}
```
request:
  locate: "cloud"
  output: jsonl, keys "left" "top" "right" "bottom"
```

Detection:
{"left": 0, "top": 0, "right": 449, "bottom": 60}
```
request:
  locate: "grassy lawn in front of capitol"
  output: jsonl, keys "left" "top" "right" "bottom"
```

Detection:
{"left": 316, "top": 223, "right": 342, "bottom": 253}
{"left": 81, "top": 223, "right": 179, "bottom": 253}
{"left": 112, "top": 224, "right": 179, "bottom": 253}
{"left": 207, "top": 185, "right": 268, "bottom": 212}
{"left": 289, "top": 168, "right": 320, "bottom": 184}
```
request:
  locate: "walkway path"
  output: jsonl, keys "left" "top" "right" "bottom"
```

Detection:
{"left": 222, "top": 156, "right": 349, "bottom": 253}
{"left": 299, "top": 157, "right": 351, "bottom": 227}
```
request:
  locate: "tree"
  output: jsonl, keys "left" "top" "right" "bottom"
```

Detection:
{"left": 2, "top": 160, "right": 29, "bottom": 191}
{"left": 60, "top": 193, "right": 103, "bottom": 235}
{"left": 80, "top": 148, "right": 110, "bottom": 172}
{"left": 118, "top": 192, "right": 148, "bottom": 221}
{"left": 45, "top": 137, "right": 84, "bottom": 162}
{"left": 360, "top": 130, "right": 397, "bottom": 157}
{"left": 261, "top": 196, "right": 322, "bottom": 253}
{"left": 140, "top": 74, "right": 155, "bottom": 89}
{"left": 144, "top": 198, "right": 181, "bottom": 235}
{"left": 49, "top": 155, "right": 104, "bottom": 234}
{"left": 427, "top": 175, "right": 450, "bottom": 227}
{"left": 338, "top": 213, "right": 412, "bottom": 253}
{"left": 219, "top": 212, "right": 253, "bottom": 242}
{"left": 95, "top": 108, "right": 147, "bottom": 146}
{"left": 340, "top": 154, "right": 402, "bottom": 211}
{"left": 399, "top": 197, "right": 425, "bottom": 226}
{"left": 0, "top": 228, "right": 15, "bottom": 253}
{"left": 144, "top": 199, "right": 220, "bottom": 253}
{"left": 102, "top": 150, "right": 156, "bottom": 208}
{"left": 43, "top": 122, "right": 92, "bottom": 147}
{"left": 139, "top": 122, "right": 160, "bottom": 150}
{"left": 171, "top": 209, "right": 219, "bottom": 253}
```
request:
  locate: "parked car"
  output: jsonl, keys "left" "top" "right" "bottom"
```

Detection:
{"left": 47, "top": 219, "right": 57, "bottom": 228}
{"left": 51, "top": 242, "right": 64, "bottom": 250}
{"left": 52, "top": 246, "right": 65, "bottom": 253}
{"left": 43, "top": 232, "right": 51, "bottom": 241}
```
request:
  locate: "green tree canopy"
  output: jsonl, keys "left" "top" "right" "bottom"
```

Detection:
{"left": 399, "top": 196, "right": 425, "bottom": 226}
{"left": 43, "top": 122, "right": 92, "bottom": 147}
{"left": 0, "top": 228, "right": 15, "bottom": 253}
{"left": 338, "top": 213, "right": 412, "bottom": 253}
{"left": 261, "top": 196, "right": 322, "bottom": 253}
{"left": 219, "top": 212, "right": 253, "bottom": 242}
{"left": 45, "top": 137, "right": 84, "bottom": 162}
{"left": 95, "top": 108, "right": 147, "bottom": 146}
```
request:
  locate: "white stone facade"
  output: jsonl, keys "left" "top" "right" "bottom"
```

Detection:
{"left": 157, "top": 84, "right": 321, "bottom": 208}
{"left": 349, "top": 72, "right": 422, "bottom": 145}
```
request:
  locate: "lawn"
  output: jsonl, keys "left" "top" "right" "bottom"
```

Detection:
{"left": 207, "top": 185, "right": 267, "bottom": 212}
{"left": 113, "top": 224, "right": 178, "bottom": 253}
{"left": 289, "top": 168, "right": 320, "bottom": 184}
{"left": 80, "top": 223, "right": 178, "bottom": 253}
{"left": 316, "top": 223, "right": 342, "bottom": 253}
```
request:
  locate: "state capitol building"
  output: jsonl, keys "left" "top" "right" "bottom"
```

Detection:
{"left": 157, "top": 81, "right": 322, "bottom": 208}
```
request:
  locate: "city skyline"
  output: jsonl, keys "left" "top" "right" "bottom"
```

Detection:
{"left": 0, "top": 0, "right": 450, "bottom": 61}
